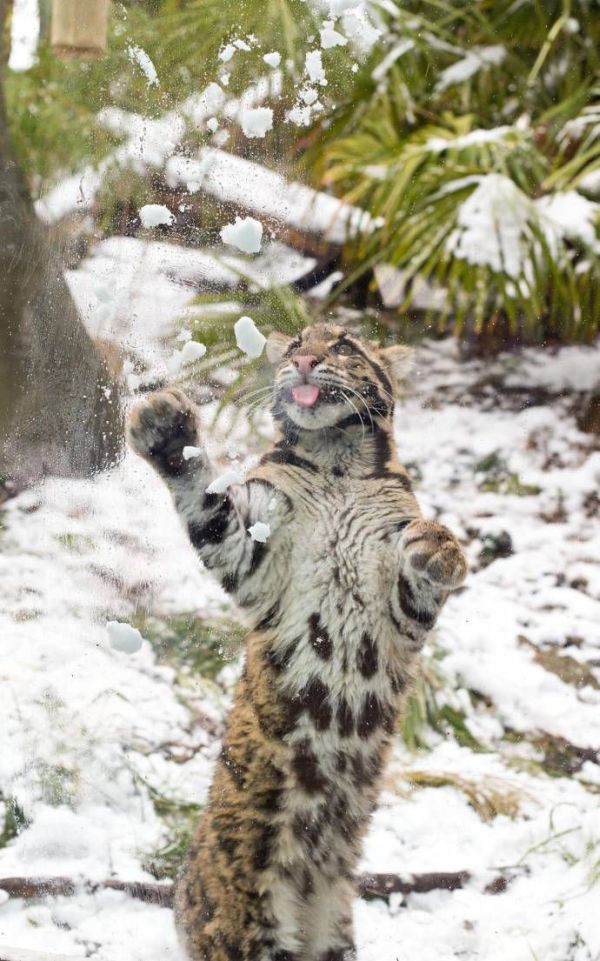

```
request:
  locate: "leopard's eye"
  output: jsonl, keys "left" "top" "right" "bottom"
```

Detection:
{"left": 332, "top": 341, "right": 353, "bottom": 356}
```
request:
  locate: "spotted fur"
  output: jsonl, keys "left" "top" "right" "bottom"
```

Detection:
{"left": 128, "top": 324, "right": 467, "bottom": 961}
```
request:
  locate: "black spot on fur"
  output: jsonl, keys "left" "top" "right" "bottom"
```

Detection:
{"left": 265, "top": 638, "right": 297, "bottom": 673}
{"left": 260, "top": 448, "right": 317, "bottom": 473}
{"left": 293, "top": 812, "right": 323, "bottom": 847}
{"left": 367, "top": 426, "right": 391, "bottom": 477}
{"left": 253, "top": 823, "right": 272, "bottom": 871}
{"left": 356, "top": 692, "right": 392, "bottom": 739}
{"left": 317, "top": 947, "right": 357, "bottom": 961}
{"left": 336, "top": 751, "right": 348, "bottom": 772}
{"left": 397, "top": 574, "right": 436, "bottom": 629}
{"left": 308, "top": 613, "right": 333, "bottom": 660}
{"left": 390, "top": 670, "right": 407, "bottom": 695}
{"left": 337, "top": 697, "right": 354, "bottom": 737}
{"left": 220, "top": 747, "right": 245, "bottom": 789}
{"left": 300, "top": 867, "right": 314, "bottom": 898}
{"left": 301, "top": 677, "right": 332, "bottom": 731}
{"left": 292, "top": 740, "right": 328, "bottom": 794}
{"left": 188, "top": 500, "right": 231, "bottom": 548}
{"left": 220, "top": 571, "right": 238, "bottom": 593}
{"left": 247, "top": 539, "right": 268, "bottom": 577}
{"left": 356, "top": 633, "right": 378, "bottom": 678}
{"left": 256, "top": 601, "right": 281, "bottom": 631}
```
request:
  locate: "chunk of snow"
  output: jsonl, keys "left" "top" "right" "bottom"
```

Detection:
{"left": 220, "top": 216, "right": 263, "bottom": 253}
{"left": 329, "top": 0, "right": 361, "bottom": 12}
{"left": 248, "top": 521, "right": 271, "bottom": 542}
{"left": 219, "top": 43, "right": 236, "bottom": 62}
{"left": 305, "top": 50, "right": 327, "bottom": 85}
{"left": 320, "top": 23, "right": 348, "bottom": 48}
{"left": 436, "top": 45, "right": 505, "bottom": 92}
{"left": 180, "top": 340, "right": 207, "bottom": 365}
{"left": 139, "top": 204, "right": 175, "bottom": 228}
{"left": 426, "top": 126, "right": 514, "bottom": 152}
{"left": 167, "top": 339, "right": 207, "bottom": 376}
{"left": 446, "top": 174, "right": 537, "bottom": 279}
{"left": 177, "top": 327, "right": 192, "bottom": 342}
{"left": 234, "top": 316, "right": 267, "bottom": 358}
{"left": 286, "top": 105, "right": 313, "bottom": 127}
{"left": 127, "top": 44, "right": 159, "bottom": 87}
{"left": 372, "top": 40, "right": 414, "bottom": 82}
{"left": 301, "top": 87, "right": 319, "bottom": 105}
{"left": 536, "top": 191, "right": 600, "bottom": 249}
{"left": 9, "top": 0, "right": 39, "bottom": 71}
{"left": 263, "top": 51, "right": 281, "bottom": 68}
{"left": 106, "top": 621, "right": 143, "bottom": 654}
{"left": 183, "top": 446, "right": 203, "bottom": 460}
{"left": 240, "top": 106, "right": 273, "bottom": 139}
{"left": 206, "top": 116, "right": 219, "bottom": 132}
{"left": 206, "top": 469, "right": 244, "bottom": 494}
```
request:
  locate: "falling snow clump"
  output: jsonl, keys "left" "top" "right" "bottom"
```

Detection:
{"left": 234, "top": 316, "right": 267, "bottom": 358}
{"left": 263, "top": 51, "right": 281, "bottom": 68}
{"left": 206, "top": 469, "right": 244, "bottom": 495}
{"left": 107, "top": 621, "right": 144, "bottom": 654}
{"left": 220, "top": 216, "right": 263, "bottom": 253}
{"left": 248, "top": 521, "right": 271, "bottom": 542}
{"left": 240, "top": 107, "right": 274, "bottom": 139}
{"left": 183, "top": 446, "right": 203, "bottom": 461}
{"left": 139, "top": 204, "right": 175, "bottom": 228}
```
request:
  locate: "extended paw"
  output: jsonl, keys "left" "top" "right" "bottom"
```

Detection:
{"left": 402, "top": 520, "right": 467, "bottom": 589}
{"left": 127, "top": 388, "right": 199, "bottom": 474}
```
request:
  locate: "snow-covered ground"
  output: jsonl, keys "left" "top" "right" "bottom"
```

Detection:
{"left": 1, "top": 237, "right": 600, "bottom": 960}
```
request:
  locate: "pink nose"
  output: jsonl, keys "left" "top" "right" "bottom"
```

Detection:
{"left": 293, "top": 354, "right": 318, "bottom": 376}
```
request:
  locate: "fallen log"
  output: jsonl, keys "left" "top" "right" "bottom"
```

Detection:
{"left": 0, "top": 867, "right": 525, "bottom": 908}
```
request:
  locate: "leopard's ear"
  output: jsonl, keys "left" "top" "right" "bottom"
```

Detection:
{"left": 266, "top": 331, "right": 293, "bottom": 365}
{"left": 380, "top": 344, "right": 414, "bottom": 382}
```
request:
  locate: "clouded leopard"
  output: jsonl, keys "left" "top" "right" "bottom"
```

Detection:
{"left": 128, "top": 324, "right": 467, "bottom": 961}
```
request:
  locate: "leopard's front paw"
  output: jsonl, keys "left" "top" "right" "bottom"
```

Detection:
{"left": 402, "top": 520, "right": 467, "bottom": 590}
{"left": 128, "top": 388, "right": 199, "bottom": 474}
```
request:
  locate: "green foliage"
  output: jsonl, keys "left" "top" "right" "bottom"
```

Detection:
{"left": 133, "top": 612, "right": 244, "bottom": 679}
{"left": 475, "top": 450, "right": 542, "bottom": 495}
{"left": 0, "top": 794, "right": 30, "bottom": 848}
{"left": 141, "top": 781, "right": 203, "bottom": 880}
{"left": 307, "top": 0, "right": 600, "bottom": 342}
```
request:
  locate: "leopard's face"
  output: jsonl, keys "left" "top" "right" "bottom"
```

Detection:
{"left": 267, "top": 324, "right": 413, "bottom": 432}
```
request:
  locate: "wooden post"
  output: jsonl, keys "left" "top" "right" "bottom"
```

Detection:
{"left": 50, "top": 0, "right": 109, "bottom": 59}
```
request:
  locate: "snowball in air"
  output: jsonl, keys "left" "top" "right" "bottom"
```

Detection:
{"left": 206, "top": 117, "right": 219, "bottom": 132}
{"left": 181, "top": 340, "right": 207, "bottom": 365}
{"left": 219, "top": 43, "right": 236, "bottom": 62}
{"left": 240, "top": 107, "right": 273, "bottom": 139}
{"left": 220, "top": 216, "right": 263, "bottom": 253}
{"left": 320, "top": 23, "right": 348, "bottom": 48}
{"left": 139, "top": 204, "right": 175, "bottom": 228}
{"left": 234, "top": 316, "right": 267, "bottom": 358}
{"left": 305, "top": 50, "right": 327, "bottom": 85}
{"left": 248, "top": 521, "right": 271, "bottom": 542}
{"left": 206, "top": 469, "right": 244, "bottom": 494}
{"left": 183, "top": 446, "right": 203, "bottom": 461}
{"left": 263, "top": 52, "right": 281, "bottom": 68}
{"left": 107, "top": 621, "right": 143, "bottom": 654}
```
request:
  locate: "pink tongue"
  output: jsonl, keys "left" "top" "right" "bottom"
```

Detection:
{"left": 292, "top": 384, "right": 320, "bottom": 407}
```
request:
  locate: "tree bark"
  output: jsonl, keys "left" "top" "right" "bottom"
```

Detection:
{"left": 0, "top": 0, "right": 123, "bottom": 491}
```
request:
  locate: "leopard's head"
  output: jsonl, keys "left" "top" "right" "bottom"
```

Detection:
{"left": 266, "top": 324, "right": 413, "bottom": 432}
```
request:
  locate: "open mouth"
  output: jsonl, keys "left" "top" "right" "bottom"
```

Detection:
{"left": 291, "top": 384, "right": 321, "bottom": 408}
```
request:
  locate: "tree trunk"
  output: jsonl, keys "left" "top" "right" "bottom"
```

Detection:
{"left": 0, "top": 0, "right": 123, "bottom": 491}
